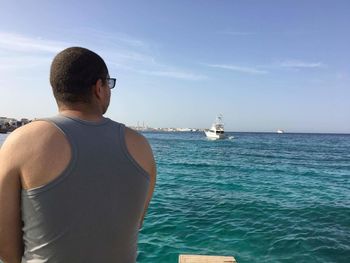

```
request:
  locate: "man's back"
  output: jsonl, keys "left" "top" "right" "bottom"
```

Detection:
{"left": 1, "top": 115, "right": 154, "bottom": 263}
{"left": 0, "top": 47, "right": 157, "bottom": 263}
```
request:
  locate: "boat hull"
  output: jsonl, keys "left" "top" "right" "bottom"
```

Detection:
{"left": 204, "top": 131, "right": 226, "bottom": 139}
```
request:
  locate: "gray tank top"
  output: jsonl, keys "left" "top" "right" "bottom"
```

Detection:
{"left": 21, "top": 115, "right": 150, "bottom": 263}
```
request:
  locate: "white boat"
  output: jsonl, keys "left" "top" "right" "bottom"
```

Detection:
{"left": 205, "top": 115, "right": 226, "bottom": 139}
{"left": 277, "top": 129, "right": 284, "bottom": 134}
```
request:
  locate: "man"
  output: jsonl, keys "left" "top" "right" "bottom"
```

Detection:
{"left": 0, "top": 47, "right": 156, "bottom": 263}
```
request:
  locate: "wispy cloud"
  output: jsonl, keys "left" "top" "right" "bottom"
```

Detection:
{"left": 221, "top": 30, "right": 324, "bottom": 36}
{"left": 0, "top": 32, "right": 69, "bottom": 70}
{"left": 75, "top": 28, "right": 150, "bottom": 49}
{"left": 279, "top": 60, "right": 325, "bottom": 69}
{"left": 220, "top": 31, "right": 256, "bottom": 36}
{"left": 58, "top": 28, "right": 207, "bottom": 81}
{"left": 0, "top": 31, "right": 206, "bottom": 81}
{"left": 206, "top": 64, "right": 268, "bottom": 75}
{"left": 0, "top": 56, "right": 51, "bottom": 70}
{"left": 335, "top": 72, "right": 349, "bottom": 80}
{"left": 108, "top": 55, "right": 206, "bottom": 81}
{"left": 0, "top": 32, "right": 69, "bottom": 53}
{"left": 105, "top": 51, "right": 156, "bottom": 71}
{"left": 117, "top": 36, "right": 148, "bottom": 49}
{"left": 138, "top": 69, "right": 207, "bottom": 80}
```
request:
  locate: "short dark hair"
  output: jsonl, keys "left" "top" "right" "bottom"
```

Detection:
{"left": 50, "top": 47, "right": 108, "bottom": 104}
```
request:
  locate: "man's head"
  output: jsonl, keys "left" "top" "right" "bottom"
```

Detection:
{"left": 50, "top": 47, "right": 111, "bottom": 113}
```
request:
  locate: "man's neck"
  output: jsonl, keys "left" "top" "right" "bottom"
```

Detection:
{"left": 59, "top": 109, "right": 104, "bottom": 122}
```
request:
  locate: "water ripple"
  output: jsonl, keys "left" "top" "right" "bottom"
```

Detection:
{"left": 137, "top": 132, "right": 350, "bottom": 263}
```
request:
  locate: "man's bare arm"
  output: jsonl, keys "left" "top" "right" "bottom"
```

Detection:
{"left": 125, "top": 127, "right": 157, "bottom": 228}
{"left": 139, "top": 147, "right": 156, "bottom": 228}
{"left": 0, "top": 133, "right": 24, "bottom": 263}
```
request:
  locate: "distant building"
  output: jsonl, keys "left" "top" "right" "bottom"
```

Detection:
{"left": 21, "top": 118, "right": 30, "bottom": 125}
{"left": 0, "top": 117, "right": 10, "bottom": 133}
{"left": 0, "top": 117, "right": 31, "bottom": 132}
{"left": 0, "top": 117, "right": 8, "bottom": 125}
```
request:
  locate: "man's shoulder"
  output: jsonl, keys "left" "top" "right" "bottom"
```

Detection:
{"left": 124, "top": 126, "right": 148, "bottom": 144}
{"left": 124, "top": 126, "right": 153, "bottom": 157}
{"left": 13, "top": 120, "right": 55, "bottom": 133}
{"left": 4, "top": 120, "right": 58, "bottom": 144}
{"left": 124, "top": 126, "right": 155, "bottom": 177}
{"left": 1, "top": 120, "right": 63, "bottom": 160}
{"left": 0, "top": 121, "right": 58, "bottom": 178}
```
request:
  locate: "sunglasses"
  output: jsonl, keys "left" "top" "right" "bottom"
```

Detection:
{"left": 106, "top": 77, "right": 117, "bottom": 89}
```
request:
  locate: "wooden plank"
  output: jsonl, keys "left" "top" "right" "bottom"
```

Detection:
{"left": 179, "top": 254, "right": 237, "bottom": 263}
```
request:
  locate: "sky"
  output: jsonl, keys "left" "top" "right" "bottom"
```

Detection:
{"left": 0, "top": 0, "right": 349, "bottom": 133}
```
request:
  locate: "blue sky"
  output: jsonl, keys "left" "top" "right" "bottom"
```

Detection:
{"left": 0, "top": 0, "right": 349, "bottom": 133}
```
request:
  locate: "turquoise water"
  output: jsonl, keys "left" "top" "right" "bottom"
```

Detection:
{"left": 137, "top": 132, "right": 350, "bottom": 263}
{"left": 1, "top": 132, "right": 349, "bottom": 262}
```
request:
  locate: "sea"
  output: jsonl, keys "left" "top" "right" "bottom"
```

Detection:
{"left": 1, "top": 132, "right": 349, "bottom": 263}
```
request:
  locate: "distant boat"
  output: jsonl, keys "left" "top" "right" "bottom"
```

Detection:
{"left": 277, "top": 129, "right": 284, "bottom": 134}
{"left": 204, "top": 114, "right": 226, "bottom": 139}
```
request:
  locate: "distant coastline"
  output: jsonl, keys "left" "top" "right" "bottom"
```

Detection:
{"left": 130, "top": 126, "right": 201, "bottom": 132}
{"left": 0, "top": 116, "right": 31, "bottom": 133}
{"left": 1, "top": 116, "right": 348, "bottom": 135}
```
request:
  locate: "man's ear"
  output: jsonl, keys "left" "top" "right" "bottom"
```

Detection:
{"left": 93, "top": 79, "right": 104, "bottom": 100}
